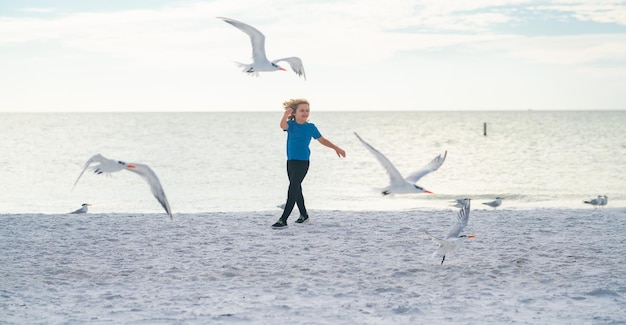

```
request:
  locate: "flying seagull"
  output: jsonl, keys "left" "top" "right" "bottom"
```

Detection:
{"left": 218, "top": 17, "right": 306, "bottom": 79}
{"left": 449, "top": 198, "right": 472, "bottom": 208}
{"left": 354, "top": 132, "right": 446, "bottom": 195}
{"left": 73, "top": 154, "right": 173, "bottom": 220}
{"left": 426, "top": 200, "right": 475, "bottom": 264}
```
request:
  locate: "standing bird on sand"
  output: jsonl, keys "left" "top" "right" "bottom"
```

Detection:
{"left": 70, "top": 203, "right": 91, "bottom": 214}
{"left": 584, "top": 195, "right": 602, "bottom": 208}
{"left": 426, "top": 200, "right": 475, "bottom": 265}
{"left": 73, "top": 154, "right": 173, "bottom": 220}
{"left": 218, "top": 17, "right": 306, "bottom": 79}
{"left": 354, "top": 132, "right": 447, "bottom": 195}
{"left": 599, "top": 195, "right": 608, "bottom": 208}
{"left": 482, "top": 197, "right": 504, "bottom": 209}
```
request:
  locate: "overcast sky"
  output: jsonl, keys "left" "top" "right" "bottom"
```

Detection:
{"left": 1, "top": 0, "right": 625, "bottom": 112}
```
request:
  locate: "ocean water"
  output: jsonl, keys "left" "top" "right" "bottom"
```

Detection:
{"left": 1, "top": 111, "right": 624, "bottom": 214}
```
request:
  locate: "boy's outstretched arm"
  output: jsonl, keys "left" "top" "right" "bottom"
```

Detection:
{"left": 317, "top": 137, "right": 346, "bottom": 158}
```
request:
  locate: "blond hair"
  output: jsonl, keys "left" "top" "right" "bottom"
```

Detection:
{"left": 283, "top": 98, "right": 309, "bottom": 120}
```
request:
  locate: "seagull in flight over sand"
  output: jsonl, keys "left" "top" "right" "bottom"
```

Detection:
{"left": 584, "top": 195, "right": 602, "bottom": 208}
{"left": 354, "top": 132, "right": 446, "bottom": 195}
{"left": 70, "top": 203, "right": 91, "bottom": 214}
{"left": 482, "top": 197, "right": 504, "bottom": 209}
{"left": 218, "top": 17, "right": 306, "bottom": 79}
{"left": 426, "top": 200, "right": 475, "bottom": 265}
{"left": 73, "top": 154, "right": 173, "bottom": 220}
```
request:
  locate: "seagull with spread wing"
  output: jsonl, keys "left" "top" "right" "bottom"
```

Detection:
{"left": 218, "top": 17, "right": 306, "bottom": 79}
{"left": 354, "top": 132, "right": 446, "bottom": 195}
{"left": 426, "top": 200, "right": 475, "bottom": 264}
{"left": 449, "top": 198, "right": 472, "bottom": 208}
{"left": 73, "top": 154, "right": 173, "bottom": 220}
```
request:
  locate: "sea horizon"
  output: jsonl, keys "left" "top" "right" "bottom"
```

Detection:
{"left": 1, "top": 110, "right": 624, "bottom": 214}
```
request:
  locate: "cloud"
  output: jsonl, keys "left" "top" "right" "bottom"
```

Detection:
{"left": 2, "top": 1, "right": 625, "bottom": 66}
{"left": 1, "top": 0, "right": 625, "bottom": 111}
{"left": 540, "top": 0, "right": 626, "bottom": 25}
{"left": 507, "top": 34, "right": 626, "bottom": 65}
{"left": 18, "top": 8, "right": 56, "bottom": 13}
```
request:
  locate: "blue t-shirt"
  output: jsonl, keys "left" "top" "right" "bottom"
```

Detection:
{"left": 285, "top": 120, "right": 322, "bottom": 160}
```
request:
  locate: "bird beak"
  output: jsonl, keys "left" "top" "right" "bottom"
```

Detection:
{"left": 279, "top": 67, "right": 286, "bottom": 71}
{"left": 424, "top": 190, "right": 434, "bottom": 194}
{"left": 127, "top": 164, "right": 137, "bottom": 169}
{"left": 88, "top": 204, "right": 92, "bottom": 206}
{"left": 468, "top": 235, "right": 476, "bottom": 239}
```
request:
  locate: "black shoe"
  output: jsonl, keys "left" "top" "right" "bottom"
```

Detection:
{"left": 295, "top": 215, "right": 309, "bottom": 224}
{"left": 271, "top": 219, "right": 288, "bottom": 229}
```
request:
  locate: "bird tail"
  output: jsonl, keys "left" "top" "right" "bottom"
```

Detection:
{"left": 235, "top": 62, "right": 259, "bottom": 77}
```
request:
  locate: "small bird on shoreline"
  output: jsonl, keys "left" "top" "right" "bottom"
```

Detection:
{"left": 599, "top": 195, "right": 608, "bottom": 208}
{"left": 69, "top": 203, "right": 91, "bottom": 214}
{"left": 584, "top": 195, "right": 604, "bottom": 208}
{"left": 482, "top": 197, "right": 504, "bottom": 209}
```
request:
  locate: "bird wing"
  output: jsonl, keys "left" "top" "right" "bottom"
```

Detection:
{"left": 425, "top": 230, "right": 456, "bottom": 253}
{"left": 73, "top": 154, "right": 107, "bottom": 189}
{"left": 404, "top": 151, "right": 447, "bottom": 184}
{"left": 446, "top": 201, "right": 470, "bottom": 239}
{"left": 125, "top": 163, "right": 173, "bottom": 220}
{"left": 449, "top": 198, "right": 470, "bottom": 208}
{"left": 354, "top": 132, "right": 405, "bottom": 186}
{"left": 425, "top": 231, "right": 444, "bottom": 244}
{"left": 218, "top": 17, "right": 268, "bottom": 63}
{"left": 272, "top": 57, "right": 306, "bottom": 79}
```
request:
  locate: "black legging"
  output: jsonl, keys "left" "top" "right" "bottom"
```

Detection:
{"left": 280, "top": 160, "right": 310, "bottom": 221}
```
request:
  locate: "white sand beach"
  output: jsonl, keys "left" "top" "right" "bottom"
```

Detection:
{"left": 1, "top": 208, "right": 625, "bottom": 324}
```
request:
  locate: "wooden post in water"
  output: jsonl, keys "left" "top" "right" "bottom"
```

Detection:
{"left": 483, "top": 122, "right": 487, "bottom": 136}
